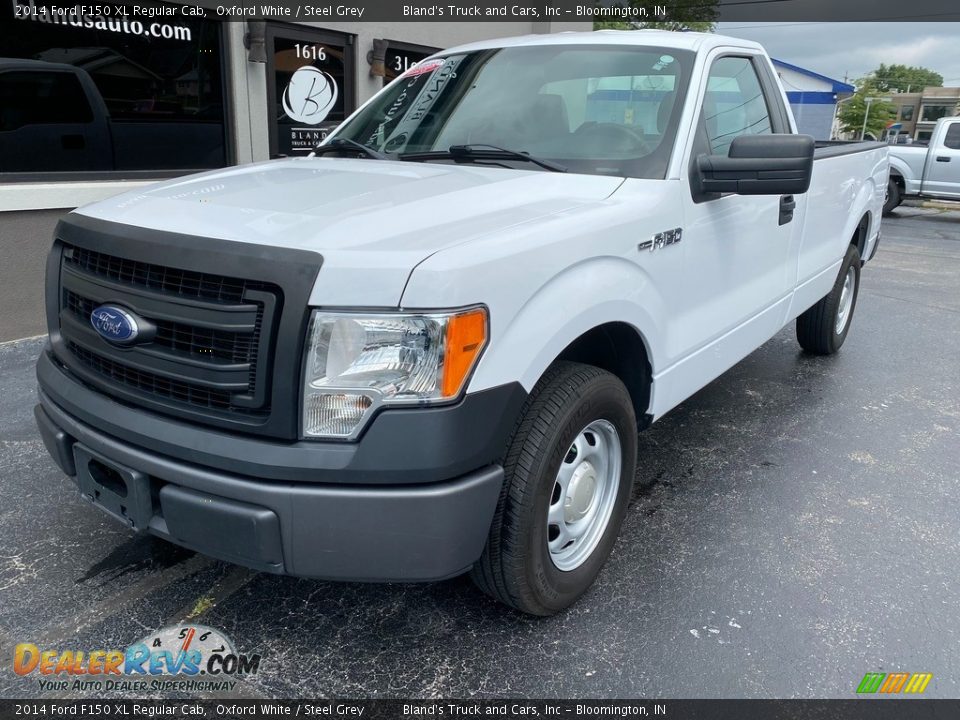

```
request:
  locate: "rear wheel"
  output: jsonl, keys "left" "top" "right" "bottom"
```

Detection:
{"left": 883, "top": 177, "right": 902, "bottom": 216}
{"left": 796, "top": 243, "right": 861, "bottom": 355}
{"left": 470, "top": 362, "right": 637, "bottom": 616}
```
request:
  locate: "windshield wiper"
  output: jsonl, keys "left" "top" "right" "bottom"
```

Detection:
{"left": 310, "top": 138, "right": 387, "bottom": 160}
{"left": 400, "top": 144, "right": 567, "bottom": 173}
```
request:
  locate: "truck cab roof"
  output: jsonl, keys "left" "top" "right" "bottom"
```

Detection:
{"left": 0, "top": 57, "right": 80, "bottom": 73}
{"left": 440, "top": 29, "right": 765, "bottom": 56}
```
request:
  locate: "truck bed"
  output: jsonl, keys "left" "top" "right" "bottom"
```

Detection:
{"left": 813, "top": 140, "right": 888, "bottom": 160}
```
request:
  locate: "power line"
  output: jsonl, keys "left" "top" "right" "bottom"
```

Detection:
{"left": 717, "top": 0, "right": 797, "bottom": 5}
{"left": 722, "top": 14, "right": 960, "bottom": 29}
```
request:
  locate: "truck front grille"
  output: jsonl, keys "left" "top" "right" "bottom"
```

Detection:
{"left": 57, "top": 244, "right": 280, "bottom": 422}
{"left": 49, "top": 215, "right": 322, "bottom": 439}
{"left": 65, "top": 290, "right": 261, "bottom": 367}
{"left": 65, "top": 246, "right": 273, "bottom": 303}
{"left": 67, "top": 341, "right": 236, "bottom": 412}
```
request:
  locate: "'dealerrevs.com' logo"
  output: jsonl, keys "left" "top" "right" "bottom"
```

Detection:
{"left": 13, "top": 624, "right": 261, "bottom": 693}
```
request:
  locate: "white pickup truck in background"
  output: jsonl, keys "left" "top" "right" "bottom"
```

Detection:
{"left": 886, "top": 117, "right": 960, "bottom": 214}
{"left": 0, "top": 58, "right": 224, "bottom": 173}
{"left": 35, "top": 31, "right": 887, "bottom": 615}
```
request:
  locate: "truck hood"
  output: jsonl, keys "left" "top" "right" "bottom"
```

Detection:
{"left": 75, "top": 157, "right": 624, "bottom": 306}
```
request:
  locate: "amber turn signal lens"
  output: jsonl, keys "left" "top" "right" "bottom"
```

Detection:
{"left": 441, "top": 308, "right": 488, "bottom": 398}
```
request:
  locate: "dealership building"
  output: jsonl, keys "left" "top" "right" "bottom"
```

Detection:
{"left": 0, "top": 3, "right": 588, "bottom": 211}
{"left": 770, "top": 59, "right": 854, "bottom": 140}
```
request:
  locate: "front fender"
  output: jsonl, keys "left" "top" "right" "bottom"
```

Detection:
{"left": 888, "top": 154, "right": 913, "bottom": 182}
{"left": 468, "top": 256, "right": 663, "bottom": 395}
{"left": 843, "top": 173, "right": 879, "bottom": 248}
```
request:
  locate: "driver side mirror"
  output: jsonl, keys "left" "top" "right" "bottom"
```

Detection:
{"left": 694, "top": 134, "right": 815, "bottom": 198}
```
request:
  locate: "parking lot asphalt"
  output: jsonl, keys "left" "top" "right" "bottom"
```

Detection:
{"left": 1, "top": 206, "right": 958, "bottom": 700}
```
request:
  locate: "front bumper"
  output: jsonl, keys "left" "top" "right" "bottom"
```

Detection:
{"left": 36, "top": 351, "right": 525, "bottom": 581}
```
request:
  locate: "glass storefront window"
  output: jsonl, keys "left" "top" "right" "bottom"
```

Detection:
{"left": 920, "top": 104, "right": 952, "bottom": 123}
{"left": 0, "top": 2, "right": 226, "bottom": 175}
{"left": 267, "top": 26, "right": 354, "bottom": 157}
{"left": 383, "top": 43, "right": 438, "bottom": 86}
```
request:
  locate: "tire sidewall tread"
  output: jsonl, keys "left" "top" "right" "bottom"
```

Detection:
{"left": 796, "top": 244, "right": 862, "bottom": 355}
{"left": 471, "top": 362, "right": 638, "bottom": 615}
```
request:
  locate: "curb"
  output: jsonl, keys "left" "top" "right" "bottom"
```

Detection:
{"left": 0, "top": 334, "right": 46, "bottom": 348}
{"left": 920, "top": 201, "right": 960, "bottom": 211}
{"left": 903, "top": 199, "right": 960, "bottom": 212}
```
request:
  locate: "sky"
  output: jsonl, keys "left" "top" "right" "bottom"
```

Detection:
{"left": 715, "top": 22, "right": 960, "bottom": 88}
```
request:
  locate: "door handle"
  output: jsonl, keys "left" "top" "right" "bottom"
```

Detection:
{"left": 779, "top": 194, "right": 796, "bottom": 226}
{"left": 936, "top": 156, "right": 951, "bottom": 162}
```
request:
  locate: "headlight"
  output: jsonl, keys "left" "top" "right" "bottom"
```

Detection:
{"left": 302, "top": 307, "right": 488, "bottom": 439}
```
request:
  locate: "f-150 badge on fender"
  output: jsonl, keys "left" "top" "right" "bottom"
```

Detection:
{"left": 639, "top": 228, "right": 682, "bottom": 253}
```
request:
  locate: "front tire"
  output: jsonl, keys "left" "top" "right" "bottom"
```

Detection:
{"left": 470, "top": 362, "right": 638, "bottom": 616}
{"left": 796, "top": 243, "right": 861, "bottom": 355}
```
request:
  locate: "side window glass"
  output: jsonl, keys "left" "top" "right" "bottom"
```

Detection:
{"left": 944, "top": 123, "right": 960, "bottom": 150}
{"left": 0, "top": 71, "right": 93, "bottom": 131}
{"left": 702, "top": 57, "right": 772, "bottom": 156}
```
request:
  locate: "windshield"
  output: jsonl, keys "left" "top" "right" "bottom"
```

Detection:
{"left": 331, "top": 44, "right": 694, "bottom": 179}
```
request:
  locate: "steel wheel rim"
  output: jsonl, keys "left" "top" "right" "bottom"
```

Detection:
{"left": 835, "top": 266, "right": 856, "bottom": 335}
{"left": 547, "top": 419, "right": 622, "bottom": 571}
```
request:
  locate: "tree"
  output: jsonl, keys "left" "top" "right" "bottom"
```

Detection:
{"left": 837, "top": 83, "right": 897, "bottom": 140}
{"left": 593, "top": 0, "right": 717, "bottom": 32}
{"left": 867, "top": 64, "right": 943, "bottom": 93}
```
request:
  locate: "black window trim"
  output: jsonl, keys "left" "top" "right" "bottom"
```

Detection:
{"left": 688, "top": 51, "right": 788, "bottom": 203}
{"left": 944, "top": 122, "right": 960, "bottom": 150}
{"left": 265, "top": 22, "right": 356, "bottom": 160}
{"left": 699, "top": 52, "right": 788, "bottom": 151}
{"left": 0, "top": 21, "right": 234, "bottom": 184}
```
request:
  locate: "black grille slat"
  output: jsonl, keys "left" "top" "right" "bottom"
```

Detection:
{"left": 59, "top": 245, "right": 280, "bottom": 419}
{"left": 64, "top": 290, "right": 258, "bottom": 366}
{"left": 68, "top": 342, "right": 238, "bottom": 412}
{"left": 65, "top": 246, "right": 271, "bottom": 304}
{"left": 155, "top": 324, "right": 257, "bottom": 364}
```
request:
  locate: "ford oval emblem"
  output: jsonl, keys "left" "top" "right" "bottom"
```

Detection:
{"left": 90, "top": 305, "right": 140, "bottom": 344}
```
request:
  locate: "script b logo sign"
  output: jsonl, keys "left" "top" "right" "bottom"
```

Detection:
{"left": 282, "top": 66, "right": 338, "bottom": 125}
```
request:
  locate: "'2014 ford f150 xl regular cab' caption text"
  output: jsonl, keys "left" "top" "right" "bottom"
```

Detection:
{"left": 34, "top": 31, "right": 888, "bottom": 615}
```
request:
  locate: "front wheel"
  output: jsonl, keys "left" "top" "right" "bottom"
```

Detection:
{"left": 796, "top": 243, "right": 861, "bottom": 355}
{"left": 470, "top": 362, "right": 638, "bottom": 616}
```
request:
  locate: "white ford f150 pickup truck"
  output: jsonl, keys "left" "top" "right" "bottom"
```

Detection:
{"left": 885, "top": 117, "right": 960, "bottom": 214}
{"left": 35, "top": 31, "right": 887, "bottom": 615}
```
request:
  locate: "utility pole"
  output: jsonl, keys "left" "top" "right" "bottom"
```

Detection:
{"left": 833, "top": 94, "right": 855, "bottom": 140}
{"left": 860, "top": 96, "right": 893, "bottom": 140}
{"left": 860, "top": 97, "right": 875, "bottom": 140}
